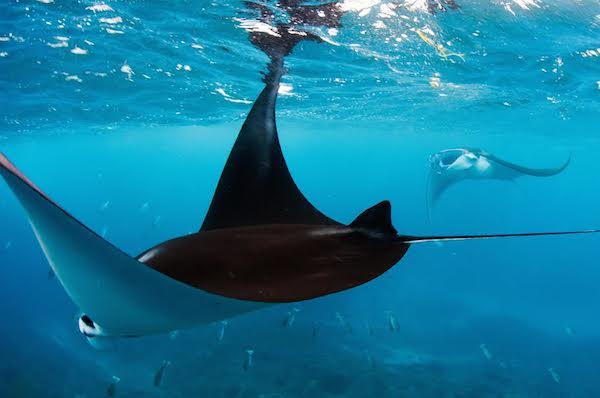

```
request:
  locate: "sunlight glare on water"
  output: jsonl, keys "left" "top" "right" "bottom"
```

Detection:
{"left": 1, "top": 0, "right": 598, "bottom": 134}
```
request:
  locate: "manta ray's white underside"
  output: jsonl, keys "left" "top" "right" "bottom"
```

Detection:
{"left": 0, "top": 154, "right": 268, "bottom": 337}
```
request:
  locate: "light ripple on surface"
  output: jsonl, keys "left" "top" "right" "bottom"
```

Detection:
{"left": 0, "top": 0, "right": 599, "bottom": 134}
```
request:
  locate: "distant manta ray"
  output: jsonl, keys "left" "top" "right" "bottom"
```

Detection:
{"left": 427, "top": 148, "right": 570, "bottom": 218}
{"left": 0, "top": 4, "right": 597, "bottom": 342}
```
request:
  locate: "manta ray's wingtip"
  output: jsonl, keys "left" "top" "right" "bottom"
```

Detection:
{"left": 0, "top": 152, "right": 17, "bottom": 175}
{"left": 0, "top": 152, "right": 33, "bottom": 192}
{"left": 486, "top": 151, "right": 572, "bottom": 178}
{"left": 0, "top": 151, "right": 64, "bottom": 211}
{"left": 560, "top": 153, "right": 572, "bottom": 172}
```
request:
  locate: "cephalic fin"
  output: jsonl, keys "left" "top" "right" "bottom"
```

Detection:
{"left": 0, "top": 153, "right": 265, "bottom": 336}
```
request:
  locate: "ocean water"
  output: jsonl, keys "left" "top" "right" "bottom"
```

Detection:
{"left": 1, "top": 0, "right": 600, "bottom": 397}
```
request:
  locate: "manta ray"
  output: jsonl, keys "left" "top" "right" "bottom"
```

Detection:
{"left": 1, "top": 74, "right": 596, "bottom": 340}
{"left": 0, "top": 3, "right": 596, "bottom": 342}
{"left": 427, "top": 148, "right": 571, "bottom": 218}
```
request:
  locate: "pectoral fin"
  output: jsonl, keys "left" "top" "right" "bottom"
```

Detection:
{"left": 426, "top": 170, "right": 457, "bottom": 221}
{"left": 200, "top": 76, "right": 339, "bottom": 231}
{"left": 487, "top": 153, "right": 571, "bottom": 178}
{"left": 0, "top": 153, "right": 263, "bottom": 336}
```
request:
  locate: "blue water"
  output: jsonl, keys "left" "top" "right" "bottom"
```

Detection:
{"left": 2, "top": 0, "right": 600, "bottom": 397}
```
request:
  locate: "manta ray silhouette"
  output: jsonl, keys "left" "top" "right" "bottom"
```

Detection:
{"left": 0, "top": 4, "right": 597, "bottom": 340}
{"left": 427, "top": 148, "right": 571, "bottom": 218}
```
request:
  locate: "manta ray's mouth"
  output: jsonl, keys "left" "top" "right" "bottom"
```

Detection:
{"left": 431, "top": 149, "right": 468, "bottom": 170}
{"left": 439, "top": 151, "right": 462, "bottom": 166}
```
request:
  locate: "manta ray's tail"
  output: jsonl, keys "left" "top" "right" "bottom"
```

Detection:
{"left": 487, "top": 152, "right": 571, "bottom": 177}
{"left": 403, "top": 229, "right": 600, "bottom": 244}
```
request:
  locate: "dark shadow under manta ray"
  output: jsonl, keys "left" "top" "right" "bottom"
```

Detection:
{"left": 0, "top": 2, "right": 598, "bottom": 339}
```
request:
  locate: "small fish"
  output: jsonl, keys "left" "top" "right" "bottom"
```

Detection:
{"left": 101, "top": 226, "right": 109, "bottom": 238}
{"left": 365, "top": 320, "right": 374, "bottom": 336}
{"left": 106, "top": 376, "right": 120, "bottom": 397}
{"left": 335, "top": 312, "right": 352, "bottom": 333}
{"left": 99, "top": 200, "right": 111, "bottom": 212}
{"left": 152, "top": 215, "right": 161, "bottom": 228}
{"left": 217, "top": 320, "right": 228, "bottom": 342}
{"left": 243, "top": 349, "right": 254, "bottom": 372}
{"left": 548, "top": 367, "right": 560, "bottom": 383}
{"left": 154, "top": 360, "right": 171, "bottom": 387}
{"left": 387, "top": 312, "right": 398, "bottom": 333}
{"left": 282, "top": 311, "right": 293, "bottom": 327}
{"left": 364, "top": 350, "right": 376, "bottom": 369}
{"left": 139, "top": 202, "right": 150, "bottom": 213}
{"left": 2, "top": 241, "right": 12, "bottom": 251}
{"left": 479, "top": 343, "right": 492, "bottom": 360}
{"left": 564, "top": 326, "right": 574, "bottom": 336}
{"left": 282, "top": 308, "right": 300, "bottom": 327}
{"left": 312, "top": 322, "right": 318, "bottom": 339}
{"left": 48, "top": 269, "right": 56, "bottom": 279}
{"left": 169, "top": 330, "right": 179, "bottom": 340}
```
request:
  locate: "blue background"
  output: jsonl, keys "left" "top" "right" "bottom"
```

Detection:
{"left": 1, "top": 0, "right": 600, "bottom": 396}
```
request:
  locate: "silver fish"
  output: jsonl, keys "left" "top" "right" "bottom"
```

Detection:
{"left": 282, "top": 308, "right": 300, "bottom": 327}
{"left": 243, "top": 349, "right": 254, "bottom": 372}
{"left": 106, "top": 376, "right": 120, "bottom": 397}
{"left": 218, "top": 320, "right": 228, "bottom": 342}
{"left": 335, "top": 312, "right": 352, "bottom": 333}
{"left": 99, "top": 200, "right": 111, "bottom": 212}
{"left": 154, "top": 360, "right": 171, "bottom": 387}
{"left": 479, "top": 343, "right": 492, "bottom": 360}
{"left": 365, "top": 320, "right": 374, "bottom": 336}
{"left": 387, "top": 312, "right": 398, "bottom": 333}
{"left": 548, "top": 367, "right": 560, "bottom": 383}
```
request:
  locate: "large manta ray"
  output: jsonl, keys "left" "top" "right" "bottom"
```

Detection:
{"left": 0, "top": 2, "right": 597, "bottom": 341}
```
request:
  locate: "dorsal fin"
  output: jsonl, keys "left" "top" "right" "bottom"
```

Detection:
{"left": 350, "top": 201, "right": 397, "bottom": 236}
{"left": 200, "top": 58, "right": 339, "bottom": 231}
